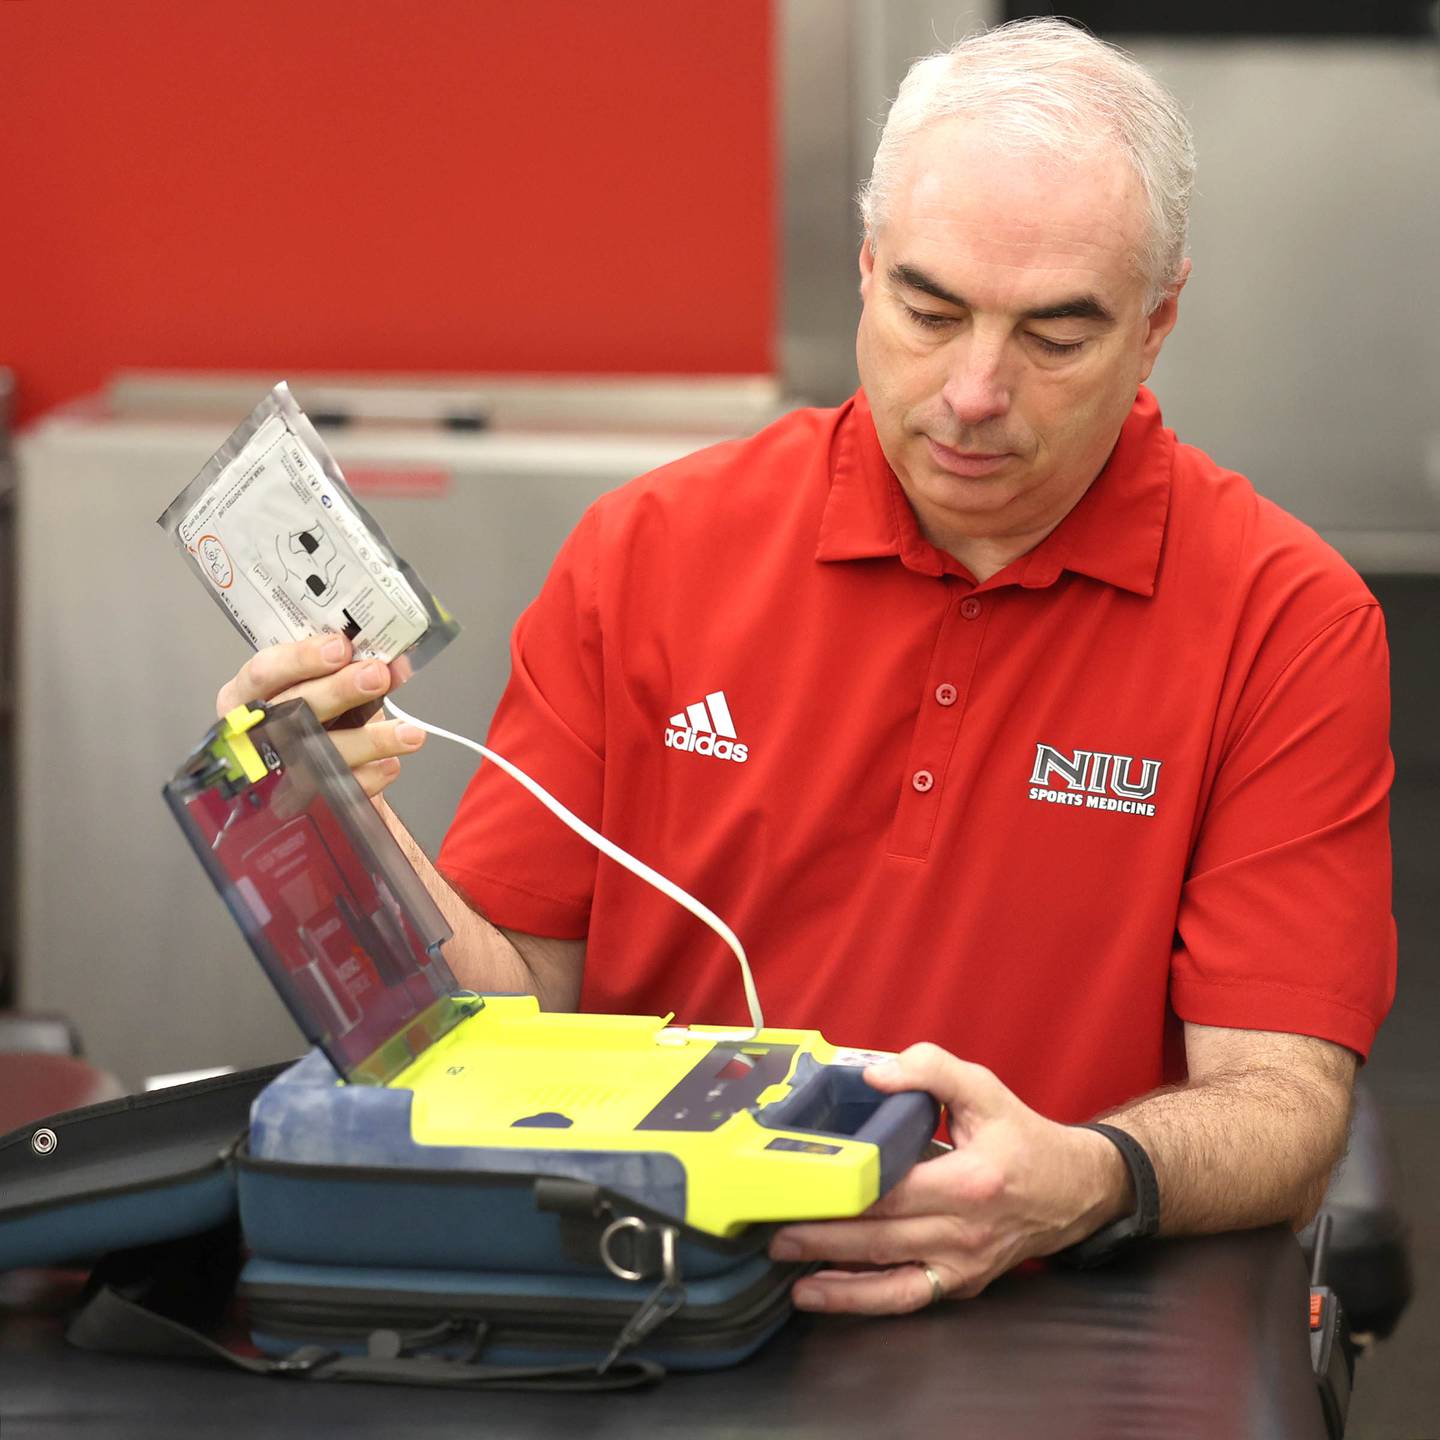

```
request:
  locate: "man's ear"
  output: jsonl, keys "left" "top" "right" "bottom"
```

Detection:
{"left": 1138, "top": 257, "right": 1190, "bottom": 383}
{"left": 858, "top": 235, "right": 876, "bottom": 299}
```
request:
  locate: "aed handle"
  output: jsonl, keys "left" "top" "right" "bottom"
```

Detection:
{"left": 756, "top": 1061, "right": 940, "bottom": 1198}
{"left": 855, "top": 1090, "right": 942, "bottom": 1198}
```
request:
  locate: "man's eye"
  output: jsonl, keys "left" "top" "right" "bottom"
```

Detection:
{"left": 1031, "top": 335, "right": 1085, "bottom": 357}
{"left": 903, "top": 305, "right": 954, "bottom": 331}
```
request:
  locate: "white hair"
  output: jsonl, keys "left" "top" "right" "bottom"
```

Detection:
{"left": 859, "top": 18, "right": 1195, "bottom": 313}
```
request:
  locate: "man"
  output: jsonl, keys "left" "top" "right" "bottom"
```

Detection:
{"left": 217, "top": 20, "right": 1393, "bottom": 1314}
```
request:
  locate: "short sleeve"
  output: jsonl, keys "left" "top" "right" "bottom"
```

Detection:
{"left": 1170, "top": 602, "right": 1396, "bottom": 1056}
{"left": 436, "top": 506, "right": 607, "bottom": 938}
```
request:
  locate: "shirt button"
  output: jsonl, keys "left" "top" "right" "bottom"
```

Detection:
{"left": 960, "top": 597, "right": 983, "bottom": 620}
{"left": 935, "top": 683, "right": 957, "bottom": 707}
{"left": 912, "top": 769, "right": 935, "bottom": 793}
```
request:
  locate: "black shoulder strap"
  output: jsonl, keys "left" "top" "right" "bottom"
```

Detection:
{"left": 66, "top": 1283, "right": 663, "bottom": 1393}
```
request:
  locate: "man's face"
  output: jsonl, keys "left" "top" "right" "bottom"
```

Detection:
{"left": 856, "top": 117, "right": 1185, "bottom": 559}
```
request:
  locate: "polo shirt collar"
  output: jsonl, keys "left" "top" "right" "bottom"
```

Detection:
{"left": 816, "top": 386, "right": 1174, "bottom": 597}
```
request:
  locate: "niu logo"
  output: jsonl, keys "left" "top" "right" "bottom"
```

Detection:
{"left": 1028, "top": 743, "right": 1161, "bottom": 818}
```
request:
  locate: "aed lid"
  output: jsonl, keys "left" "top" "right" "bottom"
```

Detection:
{"left": 163, "top": 699, "right": 469, "bottom": 1085}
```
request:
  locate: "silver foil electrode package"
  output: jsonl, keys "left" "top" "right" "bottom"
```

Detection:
{"left": 158, "top": 382, "right": 459, "bottom": 673}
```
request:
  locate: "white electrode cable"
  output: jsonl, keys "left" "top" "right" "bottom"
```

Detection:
{"left": 382, "top": 696, "right": 763, "bottom": 1043}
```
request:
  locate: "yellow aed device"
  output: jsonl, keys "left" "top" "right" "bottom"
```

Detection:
{"left": 166, "top": 700, "right": 938, "bottom": 1239}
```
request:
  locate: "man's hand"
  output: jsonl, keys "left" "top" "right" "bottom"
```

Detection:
{"left": 769, "top": 1026, "right": 1355, "bottom": 1316}
{"left": 769, "top": 1044, "right": 1129, "bottom": 1314}
{"left": 214, "top": 636, "right": 426, "bottom": 797}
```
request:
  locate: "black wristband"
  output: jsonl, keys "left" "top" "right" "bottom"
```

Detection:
{"left": 1052, "top": 1122, "right": 1161, "bottom": 1270}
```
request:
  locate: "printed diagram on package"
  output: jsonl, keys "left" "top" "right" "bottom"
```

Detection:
{"left": 281, "top": 522, "right": 345, "bottom": 609}
{"left": 237, "top": 518, "right": 366, "bottom": 643}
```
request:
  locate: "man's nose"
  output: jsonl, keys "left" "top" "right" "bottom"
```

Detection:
{"left": 940, "top": 333, "right": 1012, "bottom": 427}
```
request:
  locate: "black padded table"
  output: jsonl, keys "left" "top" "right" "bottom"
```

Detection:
{"left": 0, "top": 1227, "right": 1326, "bottom": 1438}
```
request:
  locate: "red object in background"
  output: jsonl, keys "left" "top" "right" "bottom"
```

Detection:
{"left": 344, "top": 467, "right": 451, "bottom": 499}
{"left": 0, "top": 1054, "right": 126, "bottom": 1133}
{"left": 0, "top": 1, "right": 774, "bottom": 427}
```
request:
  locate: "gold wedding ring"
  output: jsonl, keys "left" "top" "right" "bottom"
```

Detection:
{"left": 920, "top": 1262, "right": 945, "bottom": 1306}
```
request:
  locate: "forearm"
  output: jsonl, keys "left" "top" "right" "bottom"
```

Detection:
{"left": 375, "top": 799, "right": 581, "bottom": 1011}
{"left": 1102, "top": 1057, "right": 1353, "bottom": 1235}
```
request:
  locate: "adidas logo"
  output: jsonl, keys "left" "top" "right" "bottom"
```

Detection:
{"left": 664, "top": 690, "right": 749, "bottom": 763}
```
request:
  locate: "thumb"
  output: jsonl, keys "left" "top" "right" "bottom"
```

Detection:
{"left": 864, "top": 1042, "right": 1006, "bottom": 1119}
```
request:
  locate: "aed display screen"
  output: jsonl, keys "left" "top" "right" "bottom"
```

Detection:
{"left": 635, "top": 1043, "right": 797, "bottom": 1132}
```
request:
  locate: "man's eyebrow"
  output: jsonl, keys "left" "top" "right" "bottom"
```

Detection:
{"left": 889, "top": 263, "right": 1115, "bottom": 325}
{"left": 890, "top": 263, "right": 964, "bottom": 308}
{"left": 1021, "top": 296, "right": 1115, "bottom": 324}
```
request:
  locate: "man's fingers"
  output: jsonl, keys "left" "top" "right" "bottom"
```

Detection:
{"left": 215, "top": 636, "right": 351, "bottom": 717}
{"left": 328, "top": 719, "right": 427, "bottom": 774}
{"left": 279, "top": 658, "right": 394, "bottom": 725}
{"left": 864, "top": 1042, "right": 1007, "bottom": 1123}
{"left": 213, "top": 637, "right": 422, "bottom": 792}
{"left": 771, "top": 1214, "right": 981, "bottom": 1269}
{"left": 222, "top": 655, "right": 392, "bottom": 729}
{"left": 354, "top": 757, "right": 403, "bottom": 798}
{"left": 791, "top": 1264, "right": 949, "bottom": 1316}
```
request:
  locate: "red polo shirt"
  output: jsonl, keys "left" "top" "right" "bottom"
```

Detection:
{"left": 437, "top": 388, "right": 1395, "bottom": 1123}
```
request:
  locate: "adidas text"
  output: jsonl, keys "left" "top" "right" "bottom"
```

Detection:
{"left": 664, "top": 728, "right": 749, "bottom": 763}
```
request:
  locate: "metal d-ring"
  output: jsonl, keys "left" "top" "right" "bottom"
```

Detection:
{"left": 599, "top": 1216, "right": 681, "bottom": 1286}
{"left": 599, "top": 1216, "right": 650, "bottom": 1282}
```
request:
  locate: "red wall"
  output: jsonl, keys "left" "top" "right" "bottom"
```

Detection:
{"left": 0, "top": 1, "right": 773, "bottom": 426}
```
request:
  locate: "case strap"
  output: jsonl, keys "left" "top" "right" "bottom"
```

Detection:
{"left": 66, "top": 1284, "right": 664, "bottom": 1392}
